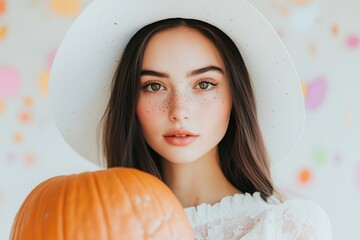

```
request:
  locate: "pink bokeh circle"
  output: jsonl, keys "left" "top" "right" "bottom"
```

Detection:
{"left": 0, "top": 66, "right": 21, "bottom": 99}
{"left": 347, "top": 35, "right": 359, "bottom": 48}
{"left": 305, "top": 76, "right": 327, "bottom": 111}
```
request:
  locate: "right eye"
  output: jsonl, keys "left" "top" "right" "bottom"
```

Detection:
{"left": 143, "top": 83, "right": 165, "bottom": 92}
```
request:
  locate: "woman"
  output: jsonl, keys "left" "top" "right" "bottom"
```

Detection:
{"left": 100, "top": 17, "right": 331, "bottom": 240}
{"left": 50, "top": 0, "right": 332, "bottom": 239}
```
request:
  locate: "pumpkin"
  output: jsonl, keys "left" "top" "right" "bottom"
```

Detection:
{"left": 10, "top": 167, "right": 194, "bottom": 240}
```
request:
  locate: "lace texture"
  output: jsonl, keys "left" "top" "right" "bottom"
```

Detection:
{"left": 184, "top": 192, "right": 332, "bottom": 240}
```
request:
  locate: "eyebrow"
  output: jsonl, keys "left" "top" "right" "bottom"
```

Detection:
{"left": 140, "top": 65, "right": 224, "bottom": 78}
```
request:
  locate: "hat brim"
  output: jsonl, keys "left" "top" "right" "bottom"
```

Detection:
{"left": 49, "top": 0, "right": 305, "bottom": 167}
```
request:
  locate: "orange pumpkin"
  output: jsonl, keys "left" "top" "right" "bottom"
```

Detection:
{"left": 11, "top": 167, "right": 194, "bottom": 240}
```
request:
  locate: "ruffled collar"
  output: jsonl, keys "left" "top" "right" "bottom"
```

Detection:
{"left": 184, "top": 192, "right": 278, "bottom": 227}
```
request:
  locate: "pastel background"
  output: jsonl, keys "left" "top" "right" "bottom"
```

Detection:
{"left": 0, "top": 0, "right": 358, "bottom": 239}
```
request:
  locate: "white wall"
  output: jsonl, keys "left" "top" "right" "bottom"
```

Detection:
{"left": 249, "top": 1, "right": 360, "bottom": 239}
{"left": 1, "top": 0, "right": 359, "bottom": 239}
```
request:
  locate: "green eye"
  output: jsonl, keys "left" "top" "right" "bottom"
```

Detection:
{"left": 195, "top": 81, "right": 217, "bottom": 90}
{"left": 150, "top": 83, "right": 161, "bottom": 91}
{"left": 143, "top": 83, "right": 164, "bottom": 92}
{"left": 199, "top": 82, "right": 210, "bottom": 89}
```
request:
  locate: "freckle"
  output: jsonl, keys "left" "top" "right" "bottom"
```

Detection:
{"left": 214, "top": 97, "right": 217, "bottom": 99}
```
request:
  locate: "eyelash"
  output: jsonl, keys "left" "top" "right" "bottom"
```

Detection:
{"left": 141, "top": 79, "right": 218, "bottom": 92}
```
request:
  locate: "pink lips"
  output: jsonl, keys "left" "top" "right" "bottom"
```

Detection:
{"left": 163, "top": 129, "right": 198, "bottom": 146}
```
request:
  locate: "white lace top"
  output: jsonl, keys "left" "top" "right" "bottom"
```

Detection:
{"left": 184, "top": 192, "right": 332, "bottom": 240}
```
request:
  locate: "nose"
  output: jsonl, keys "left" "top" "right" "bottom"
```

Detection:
{"left": 168, "top": 93, "right": 190, "bottom": 122}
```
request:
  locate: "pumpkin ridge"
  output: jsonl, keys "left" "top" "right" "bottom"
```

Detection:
{"left": 91, "top": 171, "right": 110, "bottom": 240}
{"left": 63, "top": 174, "right": 73, "bottom": 239}
{"left": 112, "top": 168, "right": 146, "bottom": 238}
{"left": 153, "top": 185, "right": 177, "bottom": 239}
{"left": 56, "top": 176, "right": 67, "bottom": 240}
{"left": 33, "top": 178, "right": 54, "bottom": 239}
{"left": 130, "top": 169, "right": 172, "bottom": 238}
{"left": 37, "top": 176, "right": 64, "bottom": 239}
{"left": 129, "top": 169, "right": 159, "bottom": 237}
{"left": 40, "top": 176, "right": 60, "bottom": 240}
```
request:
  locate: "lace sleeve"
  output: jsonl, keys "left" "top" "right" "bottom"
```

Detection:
{"left": 277, "top": 199, "right": 333, "bottom": 240}
{"left": 184, "top": 193, "right": 332, "bottom": 240}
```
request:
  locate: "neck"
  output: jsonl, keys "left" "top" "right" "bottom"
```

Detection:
{"left": 161, "top": 147, "right": 241, "bottom": 208}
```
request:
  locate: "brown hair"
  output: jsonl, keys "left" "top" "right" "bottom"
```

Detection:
{"left": 100, "top": 18, "right": 274, "bottom": 200}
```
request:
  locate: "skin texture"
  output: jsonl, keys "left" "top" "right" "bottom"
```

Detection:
{"left": 136, "top": 27, "right": 241, "bottom": 207}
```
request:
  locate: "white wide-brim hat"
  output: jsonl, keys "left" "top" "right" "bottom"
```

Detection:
{"left": 49, "top": 0, "right": 305, "bottom": 168}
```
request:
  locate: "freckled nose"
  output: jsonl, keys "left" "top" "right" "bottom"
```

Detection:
{"left": 168, "top": 93, "right": 190, "bottom": 122}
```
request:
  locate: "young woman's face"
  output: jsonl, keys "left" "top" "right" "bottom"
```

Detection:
{"left": 136, "top": 27, "right": 233, "bottom": 164}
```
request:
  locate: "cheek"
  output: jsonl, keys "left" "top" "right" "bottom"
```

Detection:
{"left": 136, "top": 96, "right": 168, "bottom": 128}
{"left": 197, "top": 91, "right": 232, "bottom": 122}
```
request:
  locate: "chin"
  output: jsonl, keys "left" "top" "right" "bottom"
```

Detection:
{"left": 167, "top": 159, "right": 197, "bottom": 165}
{"left": 160, "top": 153, "right": 205, "bottom": 165}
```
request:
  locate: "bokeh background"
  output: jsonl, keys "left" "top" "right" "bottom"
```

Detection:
{"left": 0, "top": 0, "right": 359, "bottom": 239}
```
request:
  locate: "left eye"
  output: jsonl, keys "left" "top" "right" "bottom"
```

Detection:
{"left": 143, "top": 83, "right": 165, "bottom": 92}
{"left": 195, "top": 81, "right": 216, "bottom": 90}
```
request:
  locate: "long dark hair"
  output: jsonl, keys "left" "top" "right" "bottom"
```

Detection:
{"left": 100, "top": 18, "right": 274, "bottom": 200}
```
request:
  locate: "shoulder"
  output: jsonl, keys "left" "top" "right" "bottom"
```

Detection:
{"left": 269, "top": 198, "right": 333, "bottom": 240}
{"left": 184, "top": 192, "right": 271, "bottom": 227}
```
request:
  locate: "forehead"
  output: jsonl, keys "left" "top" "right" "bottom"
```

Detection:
{"left": 142, "top": 26, "right": 224, "bottom": 70}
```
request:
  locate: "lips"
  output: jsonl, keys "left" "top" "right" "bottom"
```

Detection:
{"left": 164, "top": 129, "right": 197, "bottom": 137}
{"left": 163, "top": 129, "right": 198, "bottom": 146}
